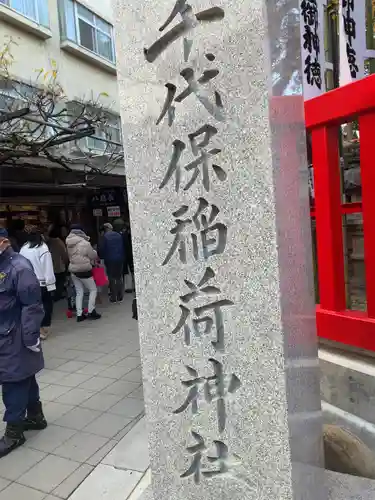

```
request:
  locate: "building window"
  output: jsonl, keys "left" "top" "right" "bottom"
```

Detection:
{"left": 86, "top": 114, "right": 122, "bottom": 152}
{"left": 0, "top": 80, "right": 54, "bottom": 139}
{"left": 65, "top": 101, "right": 122, "bottom": 154}
{"left": 0, "top": 0, "right": 49, "bottom": 26}
{"left": 59, "top": 0, "right": 115, "bottom": 63}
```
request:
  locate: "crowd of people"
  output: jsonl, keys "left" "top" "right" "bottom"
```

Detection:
{"left": 6, "top": 218, "right": 134, "bottom": 333}
{"left": 0, "top": 218, "right": 134, "bottom": 458}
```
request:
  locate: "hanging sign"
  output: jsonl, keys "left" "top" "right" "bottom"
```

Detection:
{"left": 300, "top": 0, "right": 326, "bottom": 100}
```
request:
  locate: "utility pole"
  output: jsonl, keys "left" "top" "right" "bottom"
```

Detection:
{"left": 327, "top": 0, "right": 339, "bottom": 88}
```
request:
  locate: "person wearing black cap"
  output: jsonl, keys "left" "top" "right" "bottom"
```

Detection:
{"left": 0, "top": 228, "right": 47, "bottom": 458}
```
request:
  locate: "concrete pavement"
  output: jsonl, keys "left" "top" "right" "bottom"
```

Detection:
{"left": 0, "top": 295, "right": 151, "bottom": 499}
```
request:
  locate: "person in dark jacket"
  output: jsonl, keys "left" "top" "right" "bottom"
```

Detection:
{"left": 0, "top": 228, "right": 47, "bottom": 458}
{"left": 113, "top": 219, "right": 135, "bottom": 293}
{"left": 99, "top": 223, "right": 124, "bottom": 303}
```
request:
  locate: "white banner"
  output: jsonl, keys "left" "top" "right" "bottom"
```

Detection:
{"left": 300, "top": 0, "right": 326, "bottom": 100}
{"left": 339, "top": 0, "right": 365, "bottom": 86}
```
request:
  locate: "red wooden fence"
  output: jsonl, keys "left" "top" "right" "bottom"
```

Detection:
{"left": 305, "top": 74, "right": 375, "bottom": 352}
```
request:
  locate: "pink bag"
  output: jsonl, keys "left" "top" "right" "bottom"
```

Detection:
{"left": 92, "top": 266, "right": 108, "bottom": 287}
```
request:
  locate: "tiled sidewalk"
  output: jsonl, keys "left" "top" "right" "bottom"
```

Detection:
{"left": 0, "top": 295, "right": 147, "bottom": 499}
{"left": 70, "top": 417, "right": 151, "bottom": 500}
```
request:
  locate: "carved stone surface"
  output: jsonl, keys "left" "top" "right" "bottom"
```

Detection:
{"left": 326, "top": 470, "right": 375, "bottom": 500}
{"left": 113, "top": 1, "right": 325, "bottom": 499}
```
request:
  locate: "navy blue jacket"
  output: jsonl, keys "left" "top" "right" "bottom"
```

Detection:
{"left": 0, "top": 247, "right": 44, "bottom": 383}
{"left": 99, "top": 231, "right": 124, "bottom": 263}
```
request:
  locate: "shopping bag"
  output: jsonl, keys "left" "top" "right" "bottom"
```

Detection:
{"left": 92, "top": 266, "right": 108, "bottom": 287}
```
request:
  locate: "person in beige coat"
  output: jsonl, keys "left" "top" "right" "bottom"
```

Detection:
{"left": 66, "top": 225, "right": 101, "bottom": 322}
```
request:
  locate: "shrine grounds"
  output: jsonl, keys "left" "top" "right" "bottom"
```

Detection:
{"left": 0, "top": 295, "right": 150, "bottom": 500}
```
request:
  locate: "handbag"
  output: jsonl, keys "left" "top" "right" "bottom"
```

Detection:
{"left": 92, "top": 266, "right": 108, "bottom": 287}
{"left": 124, "top": 272, "right": 134, "bottom": 291}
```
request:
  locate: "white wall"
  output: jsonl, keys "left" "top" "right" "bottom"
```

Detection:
{"left": 0, "top": 0, "right": 120, "bottom": 113}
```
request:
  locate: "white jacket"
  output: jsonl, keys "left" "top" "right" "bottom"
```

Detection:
{"left": 20, "top": 243, "right": 56, "bottom": 291}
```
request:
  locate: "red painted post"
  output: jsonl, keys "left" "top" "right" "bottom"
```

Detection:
{"left": 359, "top": 112, "right": 375, "bottom": 317}
{"left": 311, "top": 126, "right": 346, "bottom": 311}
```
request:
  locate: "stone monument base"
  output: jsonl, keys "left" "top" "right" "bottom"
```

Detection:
{"left": 139, "top": 486, "right": 153, "bottom": 500}
{"left": 140, "top": 472, "right": 375, "bottom": 500}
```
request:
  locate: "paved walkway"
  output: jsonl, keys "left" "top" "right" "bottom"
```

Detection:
{"left": 0, "top": 295, "right": 151, "bottom": 499}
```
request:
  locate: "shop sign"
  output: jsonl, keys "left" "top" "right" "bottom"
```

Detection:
{"left": 93, "top": 208, "right": 103, "bottom": 217}
{"left": 107, "top": 206, "right": 121, "bottom": 218}
{"left": 90, "top": 189, "right": 123, "bottom": 207}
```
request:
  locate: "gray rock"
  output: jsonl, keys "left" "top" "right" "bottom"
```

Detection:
{"left": 324, "top": 425, "right": 375, "bottom": 479}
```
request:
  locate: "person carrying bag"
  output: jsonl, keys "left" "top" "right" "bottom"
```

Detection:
{"left": 66, "top": 225, "right": 101, "bottom": 322}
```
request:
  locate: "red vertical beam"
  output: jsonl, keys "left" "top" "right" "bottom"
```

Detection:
{"left": 312, "top": 126, "right": 346, "bottom": 311}
{"left": 359, "top": 112, "right": 375, "bottom": 317}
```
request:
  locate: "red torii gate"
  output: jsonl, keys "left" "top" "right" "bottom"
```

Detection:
{"left": 271, "top": 74, "right": 375, "bottom": 352}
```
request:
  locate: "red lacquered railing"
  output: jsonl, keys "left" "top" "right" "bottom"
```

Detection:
{"left": 305, "top": 74, "right": 375, "bottom": 352}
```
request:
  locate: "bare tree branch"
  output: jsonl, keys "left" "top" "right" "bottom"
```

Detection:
{"left": 0, "top": 38, "right": 124, "bottom": 175}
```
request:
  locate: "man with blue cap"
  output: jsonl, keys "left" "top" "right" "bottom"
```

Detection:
{"left": 0, "top": 228, "right": 47, "bottom": 458}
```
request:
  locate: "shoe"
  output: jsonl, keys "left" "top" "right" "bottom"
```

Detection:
{"left": 24, "top": 402, "right": 48, "bottom": 431}
{"left": 110, "top": 298, "right": 117, "bottom": 303}
{"left": 77, "top": 315, "right": 86, "bottom": 323}
{"left": 0, "top": 424, "right": 26, "bottom": 458}
{"left": 41, "top": 327, "right": 51, "bottom": 340}
{"left": 88, "top": 310, "right": 101, "bottom": 320}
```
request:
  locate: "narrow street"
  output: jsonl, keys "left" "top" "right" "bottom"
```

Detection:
{"left": 0, "top": 295, "right": 150, "bottom": 499}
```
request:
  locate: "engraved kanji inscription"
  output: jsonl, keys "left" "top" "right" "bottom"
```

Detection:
{"left": 159, "top": 125, "right": 226, "bottom": 192}
{"left": 144, "top": 1, "right": 225, "bottom": 63}
{"left": 174, "top": 359, "right": 241, "bottom": 432}
{"left": 181, "top": 431, "right": 241, "bottom": 484}
{"left": 156, "top": 55, "right": 225, "bottom": 126}
{"left": 171, "top": 267, "right": 233, "bottom": 351}
{"left": 163, "top": 199, "right": 227, "bottom": 266}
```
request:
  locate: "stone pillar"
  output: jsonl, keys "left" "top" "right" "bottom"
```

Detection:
{"left": 113, "top": 1, "right": 326, "bottom": 499}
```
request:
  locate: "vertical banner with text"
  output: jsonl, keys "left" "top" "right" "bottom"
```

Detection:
{"left": 300, "top": 0, "right": 326, "bottom": 100}
{"left": 339, "top": 0, "right": 365, "bottom": 85}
